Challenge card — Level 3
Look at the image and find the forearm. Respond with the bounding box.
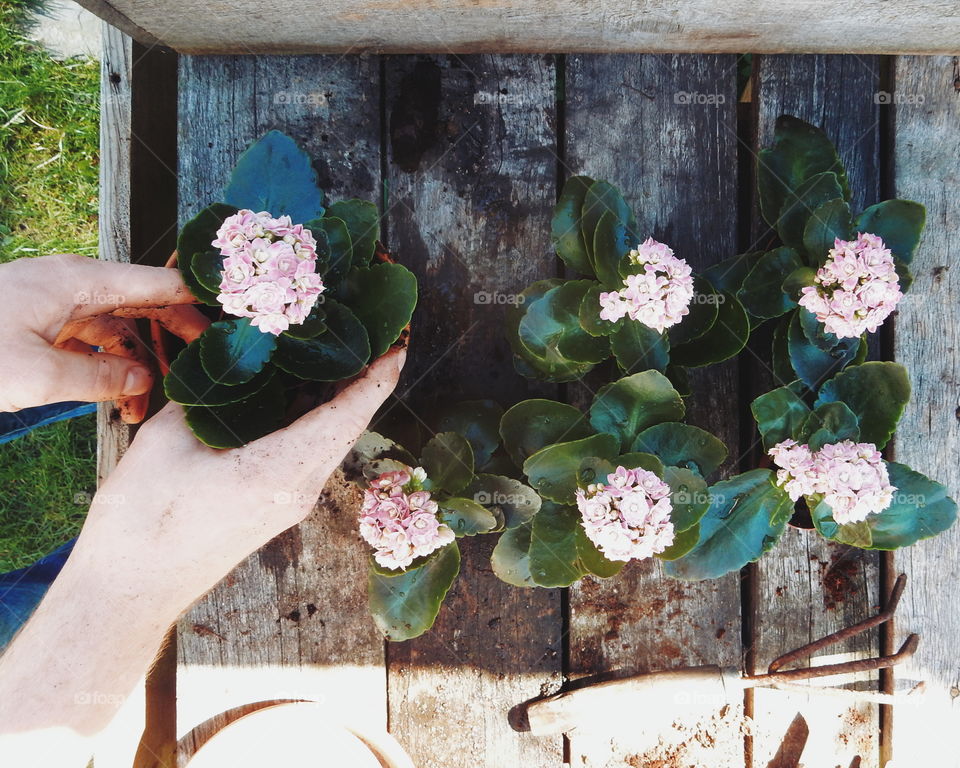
[0,539,182,766]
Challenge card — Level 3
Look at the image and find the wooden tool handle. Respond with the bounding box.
[525,665,736,736]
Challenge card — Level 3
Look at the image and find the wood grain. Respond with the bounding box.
[749,54,882,768]
[74,0,960,55]
[564,54,745,766]
[889,54,960,767]
[174,55,389,763]
[382,54,564,768]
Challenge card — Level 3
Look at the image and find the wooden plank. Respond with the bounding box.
[174,55,389,762]
[889,54,960,767]
[564,54,745,766]
[75,0,960,55]
[748,54,882,768]
[382,54,564,768]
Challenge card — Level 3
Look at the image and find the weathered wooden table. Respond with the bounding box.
[98,35,960,767]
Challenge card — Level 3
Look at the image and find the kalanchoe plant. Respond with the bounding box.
[504,177,745,386]
[345,401,542,641]
[164,131,417,447]
[490,370,728,588]
[712,115,923,389]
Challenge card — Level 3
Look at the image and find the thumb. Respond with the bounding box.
[45,347,152,404]
[251,345,406,466]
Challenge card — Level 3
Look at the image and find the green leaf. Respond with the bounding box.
[439,497,498,537]
[668,275,720,346]
[757,115,849,229]
[191,250,226,294]
[177,202,239,305]
[771,315,795,386]
[499,399,592,468]
[165,339,275,406]
[592,209,634,288]
[326,199,379,266]
[664,470,794,580]
[617,451,665,476]
[184,378,286,449]
[814,361,911,449]
[519,280,610,365]
[796,401,860,451]
[581,181,638,271]
[491,523,536,587]
[782,266,817,301]
[864,462,956,549]
[750,382,811,451]
[311,216,353,286]
[802,198,852,264]
[223,130,325,223]
[575,525,624,578]
[631,422,728,477]
[282,302,327,340]
[274,299,370,381]
[737,247,803,319]
[854,199,926,265]
[435,400,503,469]
[798,303,853,352]
[610,321,669,374]
[528,503,586,587]
[523,433,619,504]
[662,466,710,532]
[368,543,460,641]
[669,292,750,368]
[506,280,594,383]
[589,370,685,452]
[702,252,762,295]
[339,262,417,359]
[420,432,474,496]
[788,309,860,389]
[200,317,278,385]
[657,523,701,561]
[776,172,844,253]
[578,282,620,337]
[468,474,541,529]
[552,175,596,276]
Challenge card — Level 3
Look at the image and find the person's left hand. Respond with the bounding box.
[0,254,209,422]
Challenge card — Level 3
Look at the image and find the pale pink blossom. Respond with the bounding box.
[213,209,324,335]
[798,233,902,339]
[769,438,896,525]
[360,466,455,570]
[575,465,675,562]
[596,238,694,333]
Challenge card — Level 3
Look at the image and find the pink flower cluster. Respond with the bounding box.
[769,438,896,525]
[575,465,675,562]
[598,238,694,333]
[212,209,325,335]
[359,466,455,570]
[798,233,902,339]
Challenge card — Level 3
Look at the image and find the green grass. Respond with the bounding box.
[0,0,100,570]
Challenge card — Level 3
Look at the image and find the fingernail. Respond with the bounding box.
[122,365,151,395]
[395,346,407,371]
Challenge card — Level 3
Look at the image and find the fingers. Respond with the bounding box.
[66,256,197,319]
[110,305,211,344]
[36,346,153,409]
[249,345,406,468]
[58,314,155,423]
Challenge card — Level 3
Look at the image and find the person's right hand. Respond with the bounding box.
[69,345,406,619]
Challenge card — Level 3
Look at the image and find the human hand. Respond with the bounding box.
[70,345,406,617]
[0,254,208,422]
